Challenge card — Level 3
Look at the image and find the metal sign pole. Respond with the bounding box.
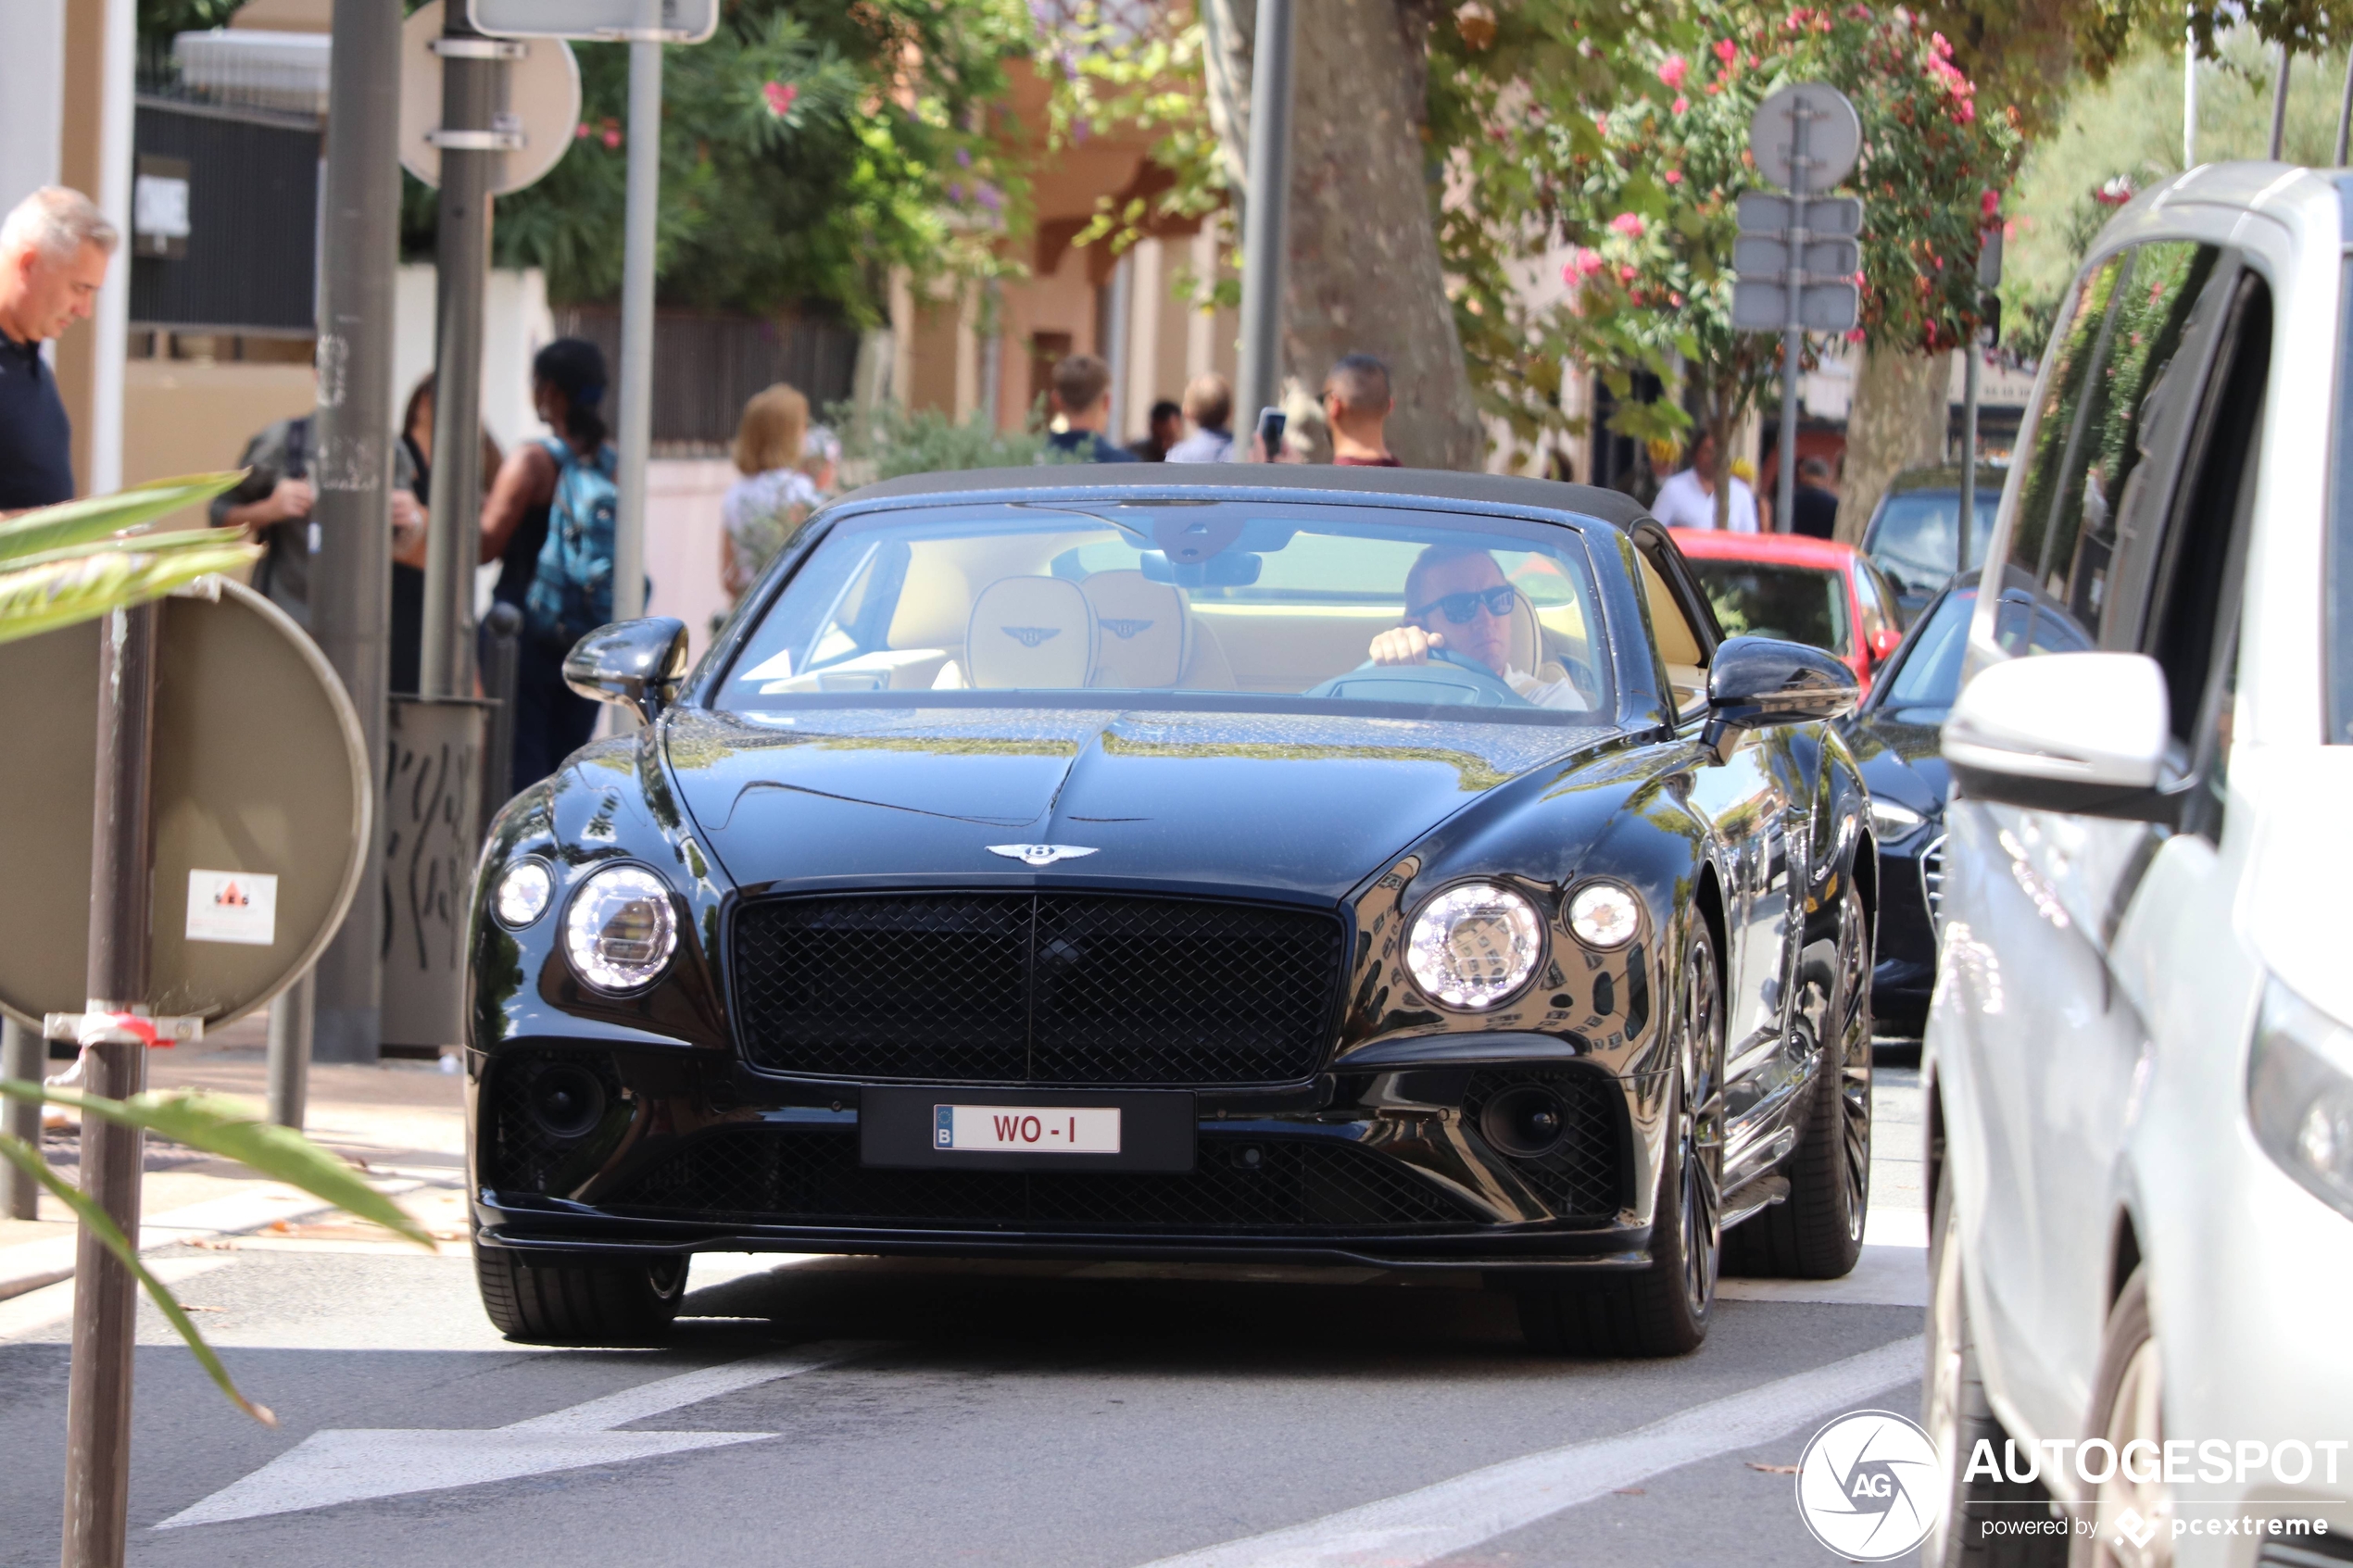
[1234,0,1296,438]
[1958,347,1979,577]
[422,10,511,699]
[612,11,664,625]
[57,604,161,1568]
[1,1019,36,1218]
[1777,101,1810,535]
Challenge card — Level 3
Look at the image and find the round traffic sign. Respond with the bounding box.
[398,0,584,198]
[0,581,371,1031]
[1749,82,1862,194]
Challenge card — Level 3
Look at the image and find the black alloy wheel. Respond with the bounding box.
[1725,878,1872,1278]
[473,1240,688,1345]
[1516,918,1724,1357]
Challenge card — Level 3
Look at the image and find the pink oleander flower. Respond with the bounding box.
[1657,55,1688,88]
[762,80,798,118]
[574,122,591,140]
[1954,97,1976,123]
[1563,247,1607,282]
[1982,188,2000,218]
[1618,264,1638,282]
[1931,30,1954,57]
[1609,211,1645,236]
[1672,95,1689,115]
[1715,37,1738,63]
[1846,327,1866,343]
[1669,291,1683,306]
[600,123,622,149]
[1665,168,1683,183]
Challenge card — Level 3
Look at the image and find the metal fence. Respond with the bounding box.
[129,99,321,337]
[552,307,862,455]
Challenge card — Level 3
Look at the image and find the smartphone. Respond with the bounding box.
[1255,406,1287,458]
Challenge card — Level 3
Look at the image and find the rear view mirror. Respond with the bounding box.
[564,617,689,723]
[1942,651,2177,822]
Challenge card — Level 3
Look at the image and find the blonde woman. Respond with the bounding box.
[722,383,823,602]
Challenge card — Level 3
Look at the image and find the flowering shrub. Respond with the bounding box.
[1439,3,2020,468]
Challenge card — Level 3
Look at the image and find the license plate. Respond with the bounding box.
[936,1104,1120,1154]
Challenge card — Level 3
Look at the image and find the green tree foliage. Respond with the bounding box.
[402,0,1038,320]
[1441,4,2020,481]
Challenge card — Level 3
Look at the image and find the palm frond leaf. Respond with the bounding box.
[0,472,246,564]
[0,543,262,646]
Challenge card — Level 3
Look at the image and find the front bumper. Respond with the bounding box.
[468,1042,1669,1274]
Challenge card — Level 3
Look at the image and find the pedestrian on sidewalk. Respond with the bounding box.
[1043,354,1139,463]
[1165,374,1234,463]
[1127,399,1183,461]
[394,372,503,694]
[212,387,425,629]
[1649,431,1758,533]
[722,382,823,604]
[0,187,116,512]
[480,338,615,793]
[1790,455,1840,539]
[1323,355,1400,467]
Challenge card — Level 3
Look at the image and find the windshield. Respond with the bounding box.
[714,501,1617,726]
[1683,559,1849,654]
[1868,491,2000,598]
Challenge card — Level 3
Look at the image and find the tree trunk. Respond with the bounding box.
[1836,345,1951,546]
[1202,0,1483,470]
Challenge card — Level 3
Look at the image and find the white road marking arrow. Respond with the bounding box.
[156,1341,875,1530]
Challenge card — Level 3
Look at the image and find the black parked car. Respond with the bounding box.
[1859,465,2004,623]
[1841,569,2095,1034]
[466,466,1879,1358]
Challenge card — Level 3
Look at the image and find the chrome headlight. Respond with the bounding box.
[1407,883,1543,1010]
[491,859,554,928]
[2249,977,2353,1223]
[563,865,678,993]
[1869,798,1926,840]
[1567,881,1642,948]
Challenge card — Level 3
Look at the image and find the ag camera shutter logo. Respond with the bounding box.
[1793,1410,1944,1561]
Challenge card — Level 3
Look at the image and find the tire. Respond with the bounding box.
[2070,1271,2171,1567]
[1518,918,1723,1358]
[1922,1170,2067,1566]
[1724,880,1871,1279]
[474,1240,687,1345]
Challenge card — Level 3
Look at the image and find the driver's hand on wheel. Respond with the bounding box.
[1369,625,1444,665]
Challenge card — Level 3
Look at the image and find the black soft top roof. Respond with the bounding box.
[830,463,1654,530]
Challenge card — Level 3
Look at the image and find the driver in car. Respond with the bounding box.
[1367,544,1590,708]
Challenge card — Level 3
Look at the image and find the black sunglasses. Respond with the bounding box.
[1409,585,1516,626]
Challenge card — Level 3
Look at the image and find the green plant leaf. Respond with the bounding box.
[0,543,263,647]
[0,527,255,574]
[0,1131,276,1425]
[0,1081,434,1248]
[0,472,245,564]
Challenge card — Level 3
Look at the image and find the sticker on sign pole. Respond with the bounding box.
[186,871,279,947]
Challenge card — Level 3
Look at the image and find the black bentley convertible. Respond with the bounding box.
[466,466,1877,1357]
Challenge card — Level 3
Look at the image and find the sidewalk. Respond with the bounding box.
[0,1014,469,1302]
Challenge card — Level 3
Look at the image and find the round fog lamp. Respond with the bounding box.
[492,859,554,928]
[1567,883,1641,948]
[1407,883,1543,1010]
[563,866,678,993]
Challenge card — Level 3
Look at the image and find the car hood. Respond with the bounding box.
[1847,709,1950,819]
[663,706,1617,902]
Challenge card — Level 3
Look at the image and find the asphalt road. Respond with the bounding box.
[0,1060,1930,1568]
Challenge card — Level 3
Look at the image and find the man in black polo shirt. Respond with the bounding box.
[0,188,117,512]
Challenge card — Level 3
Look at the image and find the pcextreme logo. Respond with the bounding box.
[1794,1410,1944,1562]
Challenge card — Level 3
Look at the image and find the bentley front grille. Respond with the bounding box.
[609,1129,1479,1232]
[730,892,1345,1085]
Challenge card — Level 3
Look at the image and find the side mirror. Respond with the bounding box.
[1942,651,2177,822]
[1703,634,1860,756]
[563,617,689,723]
[1868,626,1904,666]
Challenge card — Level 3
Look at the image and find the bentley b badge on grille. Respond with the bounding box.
[988,844,1100,867]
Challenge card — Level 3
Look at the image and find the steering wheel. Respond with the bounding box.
[1306,645,1535,708]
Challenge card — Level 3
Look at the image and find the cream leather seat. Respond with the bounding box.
[1079,571,1192,688]
[1503,589,1573,686]
[966,576,1097,688]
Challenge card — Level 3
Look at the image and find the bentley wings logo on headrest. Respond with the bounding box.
[1000,625,1061,648]
[1098,618,1154,640]
[988,844,1100,867]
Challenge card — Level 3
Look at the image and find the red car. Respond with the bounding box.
[1667,529,1906,696]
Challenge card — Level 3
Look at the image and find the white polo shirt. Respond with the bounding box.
[1652,468,1759,533]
